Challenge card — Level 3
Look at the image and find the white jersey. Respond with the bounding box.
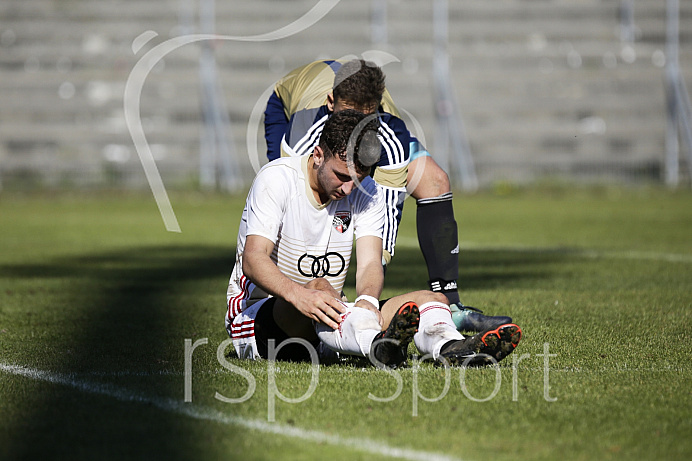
[226,155,385,329]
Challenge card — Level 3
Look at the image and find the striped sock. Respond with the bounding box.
[413,301,464,359]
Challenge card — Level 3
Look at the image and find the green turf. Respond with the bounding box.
[0,186,690,460]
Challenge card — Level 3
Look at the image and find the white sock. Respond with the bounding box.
[413,301,464,359]
[315,305,381,357]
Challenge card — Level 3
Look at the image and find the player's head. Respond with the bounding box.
[328,59,385,115]
[313,109,380,201]
[319,109,380,174]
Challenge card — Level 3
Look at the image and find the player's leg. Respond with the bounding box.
[227,295,319,362]
[302,279,419,368]
[241,277,338,362]
[269,277,401,366]
[407,154,513,332]
[272,277,340,341]
[368,300,419,368]
[315,300,418,369]
[381,290,463,361]
[407,154,460,304]
[250,277,387,363]
[381,290,522,366]
[253,298,320,361]
[437,323,523,367]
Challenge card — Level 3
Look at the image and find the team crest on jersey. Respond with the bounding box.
[332,211,351,233]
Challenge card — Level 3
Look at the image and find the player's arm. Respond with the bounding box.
[242,234,346,330]
[353,234,385,326]
[264,91,289,162]
[373,183,406,265]
[265,61,327,162]
[373,114,410,262]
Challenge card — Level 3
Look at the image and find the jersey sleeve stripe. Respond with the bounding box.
[293,114,328,156]
[382,188,403,257]
[377,120,406,166]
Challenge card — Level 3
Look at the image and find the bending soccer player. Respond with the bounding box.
[226,110,521,367]
[264,58,511,332]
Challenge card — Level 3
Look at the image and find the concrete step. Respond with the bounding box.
[1,0,690,187]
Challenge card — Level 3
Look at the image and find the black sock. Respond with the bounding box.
[416,193,460,304]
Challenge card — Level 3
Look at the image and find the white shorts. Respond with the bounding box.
[227,298,336,362]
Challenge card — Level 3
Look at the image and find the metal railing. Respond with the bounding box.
[665,0,692,186]
[432,0,478,192]
[181,0,243,192]
[371,0,478,192]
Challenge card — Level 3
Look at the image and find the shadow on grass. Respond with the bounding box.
[372,246,571,294]
[0,245,234,460]
[0,244,568,458]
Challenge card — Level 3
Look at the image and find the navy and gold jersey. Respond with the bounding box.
[263,60,414,261]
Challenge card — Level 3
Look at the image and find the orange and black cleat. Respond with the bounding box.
[370,301,420,369]
[439,323,522,367]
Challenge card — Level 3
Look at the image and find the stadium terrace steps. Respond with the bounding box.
[0,0,690,188]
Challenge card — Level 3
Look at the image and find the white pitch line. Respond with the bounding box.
[0,363,462,461]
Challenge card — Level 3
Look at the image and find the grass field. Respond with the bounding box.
[0,185,691,460]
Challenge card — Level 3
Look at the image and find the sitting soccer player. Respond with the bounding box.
[226,110,521,367]
[263,58,512,332]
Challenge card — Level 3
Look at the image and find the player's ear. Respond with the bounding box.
[326,93,335,112]
[313,146,324,166]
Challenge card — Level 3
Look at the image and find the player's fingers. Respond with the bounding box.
[374,309,384,328]
[315,308,339,330]
[355,301,384,328]
[322,302,345,325]
[330,297,347,313]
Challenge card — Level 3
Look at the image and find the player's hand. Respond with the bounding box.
[355,299,384,327]
[294,289,347,330]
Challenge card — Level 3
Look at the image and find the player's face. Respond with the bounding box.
[329,94,377,115]
[317,154,366,202]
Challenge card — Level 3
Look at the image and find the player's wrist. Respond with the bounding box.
[285,284,308,307]
[354,294,379,310]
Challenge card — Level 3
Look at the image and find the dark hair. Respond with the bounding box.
[332,59,385,112]
[319,109,381,175]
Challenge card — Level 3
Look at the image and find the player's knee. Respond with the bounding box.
[408,290,449,306]
[305,277,337,294]
[428,291,451,306]
[426,166,451,195]
[409,159,451,198]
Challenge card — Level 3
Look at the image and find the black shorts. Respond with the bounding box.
[254,298,320,362]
